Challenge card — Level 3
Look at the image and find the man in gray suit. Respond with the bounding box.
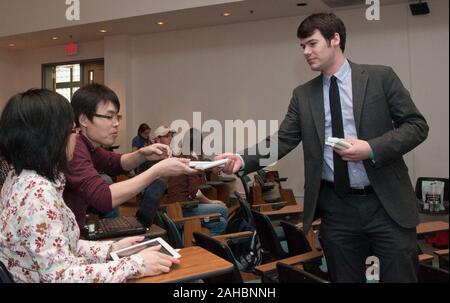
[216,13,428,282]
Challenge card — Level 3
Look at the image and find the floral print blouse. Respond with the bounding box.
[0,169,145,282]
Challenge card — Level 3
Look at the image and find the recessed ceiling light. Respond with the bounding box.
[223,12,231,17]
[156,21,164,25]
[296,2,308,6]
[99,29,108,33]
[51,36,59,40]
[8,43,15,47]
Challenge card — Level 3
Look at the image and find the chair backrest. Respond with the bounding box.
[257,169,281,183]
[418,263,449,283]
[193,231,243,283]
[415,177,449,202]
[164,202,184,220]
[438,254,449,271]
[0,261,14,283]
[236,172,252,203]
[279,220,312,256]
[153,209,165,228]
[233,191,255,229]
[251,209,288,260]
[254,173,280,203]
[158,211,184,249]
[225,192,254,234]
[276,262,329,283]
[256,169,268,180]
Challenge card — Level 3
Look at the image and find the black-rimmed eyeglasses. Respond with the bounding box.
[93,113,123,123]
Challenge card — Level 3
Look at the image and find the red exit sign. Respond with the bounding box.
[65,42,78,56]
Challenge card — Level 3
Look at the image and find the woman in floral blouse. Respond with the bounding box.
[0,89,187,282]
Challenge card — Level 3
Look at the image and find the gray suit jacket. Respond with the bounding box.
[242,61,429,232]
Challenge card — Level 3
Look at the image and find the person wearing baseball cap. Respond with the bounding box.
[154,126,177,146]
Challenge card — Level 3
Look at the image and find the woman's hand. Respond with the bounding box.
[110,236,145,252]
[137,245,180,276]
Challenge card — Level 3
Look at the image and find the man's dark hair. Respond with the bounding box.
[138,123,151,137]
[297,13,346,52]
[0,89,74,182]
[71,83,120,127]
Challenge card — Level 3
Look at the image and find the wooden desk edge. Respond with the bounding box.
[263,205,304,216]
[128,247,234,283]
[254,250,323,275]
[433,249,449,256]
[419,254,434,262]
[130,265,234,283]
[416,221,449,234]
[173,212,223,223]
[214,231,254,243]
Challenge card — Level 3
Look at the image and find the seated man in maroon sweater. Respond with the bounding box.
[63,84,197,229]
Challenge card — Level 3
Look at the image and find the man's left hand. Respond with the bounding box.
[139,143,172,161]
[334,138,371,162]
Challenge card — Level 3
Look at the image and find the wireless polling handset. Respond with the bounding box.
[325,137,352,150]
[188,159,229,170]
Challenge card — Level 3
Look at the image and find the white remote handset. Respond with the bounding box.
[335,140,352,149]
[110,237,180,261]
[188,159,229,170]
[326,137,352,150]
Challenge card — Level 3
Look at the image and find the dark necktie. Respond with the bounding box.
[329,76,350,198]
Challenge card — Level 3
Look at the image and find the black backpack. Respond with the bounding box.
[225,191,263,272]
[238,230,263,272]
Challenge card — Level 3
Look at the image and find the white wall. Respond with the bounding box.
[0,49,17,108]
[104,35,133,153]
[407,0,449,179]
[130,15,309,195]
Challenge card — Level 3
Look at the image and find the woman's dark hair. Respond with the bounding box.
[137,123,151,137]
[71,83,120,127]
[0,89,74,182]
[297,13,346,52]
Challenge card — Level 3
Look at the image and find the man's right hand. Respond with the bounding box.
[214,153,243,174]
[139,143,172,161]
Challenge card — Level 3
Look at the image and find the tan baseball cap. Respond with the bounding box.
[154,125,176,137]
